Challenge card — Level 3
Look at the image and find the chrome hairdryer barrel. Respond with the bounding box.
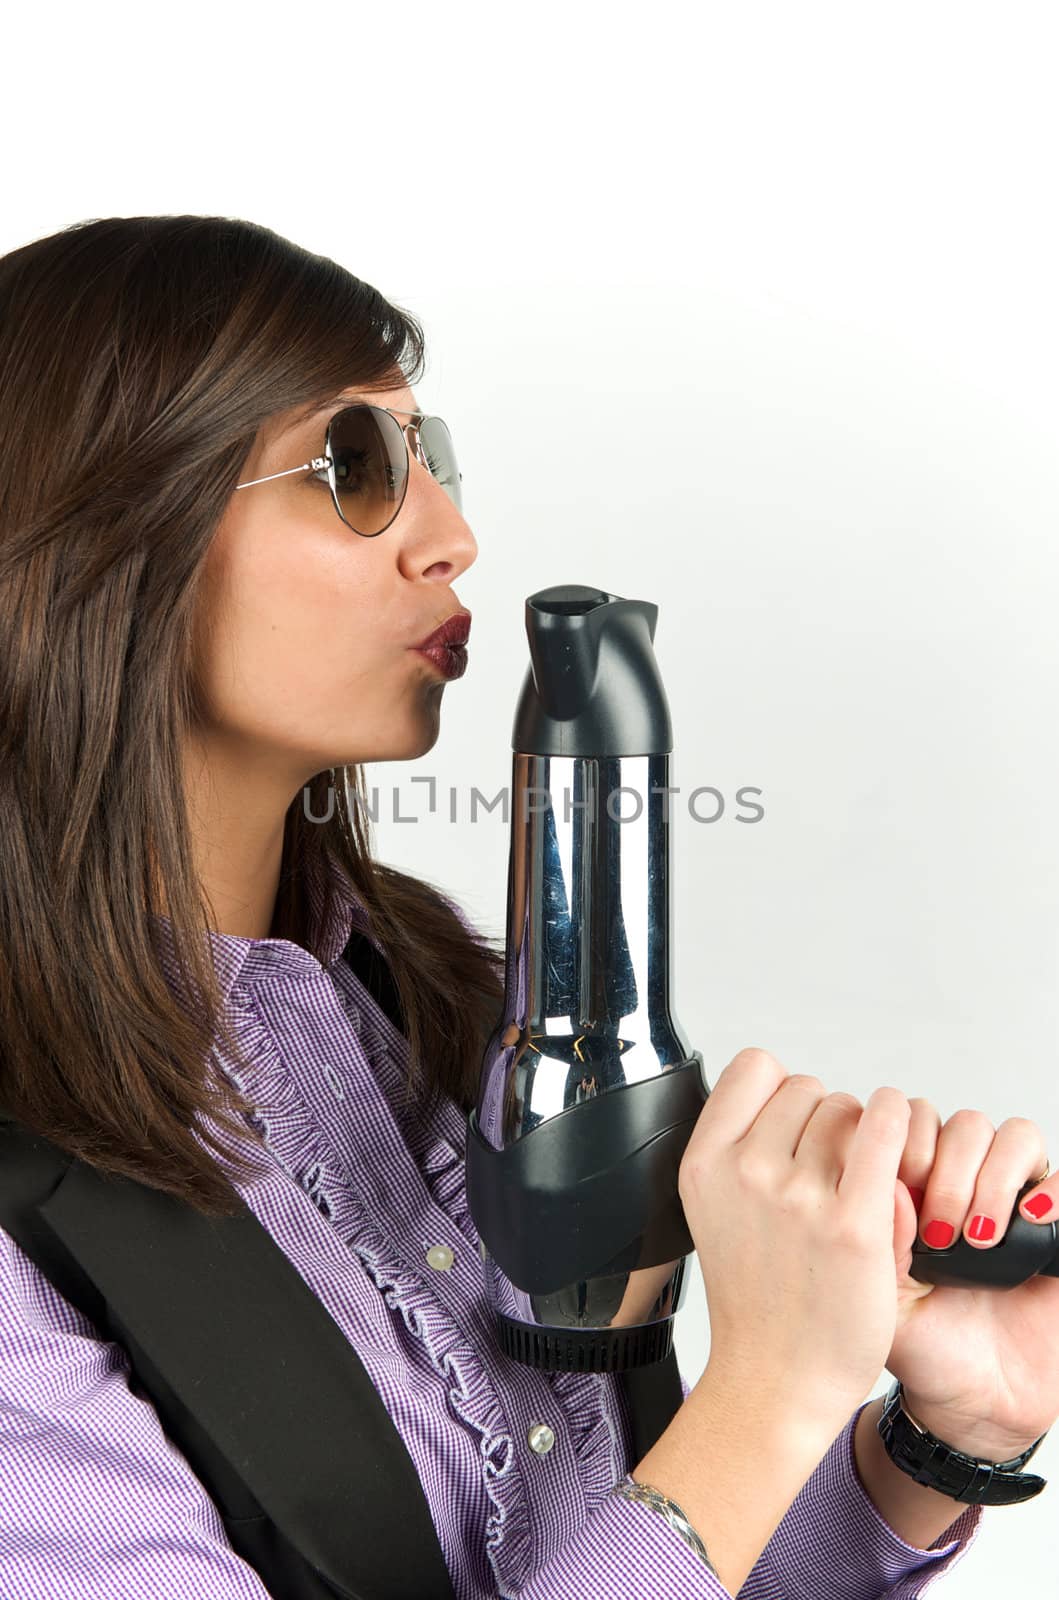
[465,585,708,1372]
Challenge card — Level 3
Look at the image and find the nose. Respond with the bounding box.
[400,456,478,583]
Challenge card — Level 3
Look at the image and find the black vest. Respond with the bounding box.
[0,926,682,1600]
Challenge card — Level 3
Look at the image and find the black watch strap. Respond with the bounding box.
[877,1379,1048,1506]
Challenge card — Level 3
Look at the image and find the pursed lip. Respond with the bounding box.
[412,608,472,652]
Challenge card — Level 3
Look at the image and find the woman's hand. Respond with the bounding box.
[680,1051,914,1441]
[887,1101,1059,1462]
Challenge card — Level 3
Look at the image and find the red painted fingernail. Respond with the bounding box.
[1023,1193,1053,1220]
[907,1187,925,1213]
[968,1214,995,1241]
[924,1219,954,1248]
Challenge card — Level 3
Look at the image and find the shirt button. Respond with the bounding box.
[425,1244,455,1272]
[345,1002,361,1030]
[527,1423,555,1455]
[323,1064,345,1099]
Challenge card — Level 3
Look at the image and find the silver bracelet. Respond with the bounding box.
[611,1472,720,1580]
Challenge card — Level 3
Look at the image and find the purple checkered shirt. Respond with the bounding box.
[0,852,984,1596]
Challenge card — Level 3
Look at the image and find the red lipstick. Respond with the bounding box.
[411,608,471,681]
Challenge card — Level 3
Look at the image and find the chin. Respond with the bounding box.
[344,723,443,767]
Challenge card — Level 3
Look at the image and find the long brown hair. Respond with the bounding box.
[0,214,504,1216]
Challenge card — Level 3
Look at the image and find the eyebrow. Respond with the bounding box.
[305,391,420,425]
[306,392,369,420]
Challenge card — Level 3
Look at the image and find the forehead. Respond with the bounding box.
[267,384,420,451]
[323,383,417,413]
[306,384,418,427]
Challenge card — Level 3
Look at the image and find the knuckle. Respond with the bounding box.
[946,1107,993,1134]
[867,1087,911,1131]
[823,1091,863,1114]
[996,1115,1038,1140]
[786,1073,825,1096]
[926,1181,964,1212]
[734,1149,774,1191]
[841,1215,879,1252]
[782,1168,822,1211]
[874,1115,909,1142]
[730,1046,780,1073]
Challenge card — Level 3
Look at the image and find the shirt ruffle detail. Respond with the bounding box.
[365,1025,628,1495]
[362,1026,629,1513]
[228,1071,528,1586]
[346,1207,532,1596]
[412,1121,630,1571]
[221,984,627,1597]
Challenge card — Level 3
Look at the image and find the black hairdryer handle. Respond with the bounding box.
[909,1176,1059,1289]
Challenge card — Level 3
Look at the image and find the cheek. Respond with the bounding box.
[195,528,391,738]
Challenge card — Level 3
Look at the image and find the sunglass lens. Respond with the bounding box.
[418,415,463,512]
[327,406,408,535]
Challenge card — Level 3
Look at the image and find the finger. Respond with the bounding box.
[693,1047,789,1152]
[838,1086,911,1222]
[916,1109,995,1250]
[794,1090,863,1188]
[1018,1156,1055,1227]
[955,1118,1050,1246]
[748,1073,831,1160]
[897,1097,942,1217]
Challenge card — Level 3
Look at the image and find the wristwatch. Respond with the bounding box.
[877,1379,1049,1506]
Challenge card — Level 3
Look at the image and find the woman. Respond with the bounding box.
[0,215,1055,1599]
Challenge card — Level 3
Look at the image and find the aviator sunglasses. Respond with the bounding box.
[235,403,462,536]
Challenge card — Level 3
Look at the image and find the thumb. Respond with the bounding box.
[893,1178,920,1266]
[893,1178,938,1324]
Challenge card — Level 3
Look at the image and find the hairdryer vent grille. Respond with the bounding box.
[496,1313,675,1373]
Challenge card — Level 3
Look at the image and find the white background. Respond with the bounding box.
[3,1,1057,1589]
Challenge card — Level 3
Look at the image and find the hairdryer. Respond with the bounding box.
[465,584,1059,1376]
